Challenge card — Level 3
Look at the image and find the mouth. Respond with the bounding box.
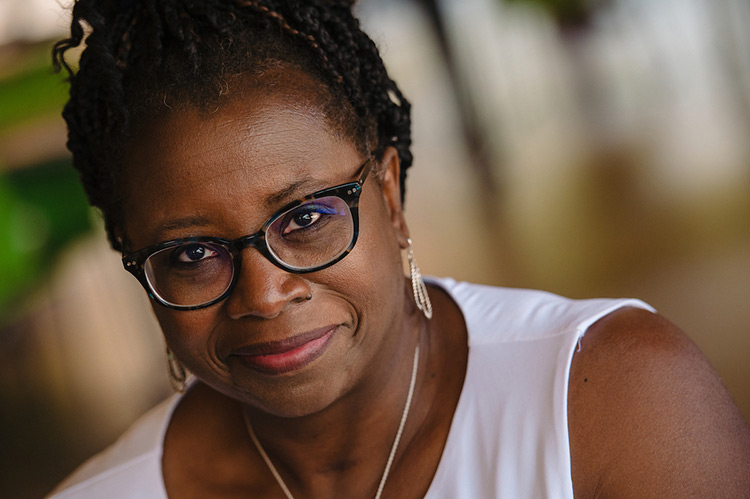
[229,325,338,375]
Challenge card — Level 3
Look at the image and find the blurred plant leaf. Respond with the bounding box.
[0,159,92,316]
[504,0,604,28]
[0,47,69,132]
[0,43,92,317]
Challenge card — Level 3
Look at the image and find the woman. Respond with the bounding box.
[50,1,749,497]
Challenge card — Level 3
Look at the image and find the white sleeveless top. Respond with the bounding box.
[49,278,653,498]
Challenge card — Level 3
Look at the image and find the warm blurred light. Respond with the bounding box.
[0,0,68,45]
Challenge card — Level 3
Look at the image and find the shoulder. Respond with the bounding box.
[428,277,652,344]
[568,307,750,498]
[48,395,178,498]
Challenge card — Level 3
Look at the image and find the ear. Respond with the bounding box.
[379,146,410,249]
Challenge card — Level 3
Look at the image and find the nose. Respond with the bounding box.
[224,248,312,320]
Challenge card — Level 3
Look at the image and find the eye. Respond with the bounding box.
[172,243,220,264]
[282,201,341,235]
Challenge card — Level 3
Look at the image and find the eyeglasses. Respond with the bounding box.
[122,159,372,310]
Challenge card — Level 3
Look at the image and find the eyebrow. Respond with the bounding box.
[151,165,363,242]
[150,181,317,241]
[154,216,212,239]
[263,179,315,209]
[263,160,369,210]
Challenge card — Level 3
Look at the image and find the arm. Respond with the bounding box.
[568,307,750,498]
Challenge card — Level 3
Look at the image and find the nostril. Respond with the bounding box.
[225,252,313,320]
[291,292,312,305]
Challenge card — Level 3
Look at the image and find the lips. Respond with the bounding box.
[230,325,337,375]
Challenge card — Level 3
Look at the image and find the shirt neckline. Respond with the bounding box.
[156,276,471,498]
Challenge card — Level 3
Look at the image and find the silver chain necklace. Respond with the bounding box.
[242,344,421,499]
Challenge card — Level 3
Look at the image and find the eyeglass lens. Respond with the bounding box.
[142,195,354,307]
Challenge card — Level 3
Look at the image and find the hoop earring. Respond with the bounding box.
[407,238,432,319]
[166,346,188,393]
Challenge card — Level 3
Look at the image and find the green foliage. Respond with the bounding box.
[0,178,34,306]
[0,44,93,317]
[504,0,601,28]
[0,53,69,132]
[0,160,92,316]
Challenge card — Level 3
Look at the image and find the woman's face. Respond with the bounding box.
[120,78,410,417]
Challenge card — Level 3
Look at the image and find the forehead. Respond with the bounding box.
[120,85,361,245]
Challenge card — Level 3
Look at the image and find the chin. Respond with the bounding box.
[258,386,342,419]
[200,359,354,419]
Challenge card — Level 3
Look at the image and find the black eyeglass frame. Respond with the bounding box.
[122,158,372,311]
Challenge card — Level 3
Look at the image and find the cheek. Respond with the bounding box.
[363,182,405,269]
[148,184,405,375]
[152,305,222,373]
[327,183,405,315]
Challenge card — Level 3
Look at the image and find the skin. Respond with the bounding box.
[569,308,750,498]
[119,69,750,497]
[121,71,468,498]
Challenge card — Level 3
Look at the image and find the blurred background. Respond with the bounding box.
[0,0,748,496]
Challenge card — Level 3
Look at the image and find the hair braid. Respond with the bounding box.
[235,0,413,187]
[236,1,345,85]
[54,0,413,251]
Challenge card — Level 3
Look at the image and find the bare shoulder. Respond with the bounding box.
[568,306,750,499]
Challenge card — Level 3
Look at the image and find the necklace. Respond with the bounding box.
[243,343,421,499]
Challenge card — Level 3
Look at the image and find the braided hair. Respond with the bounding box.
[53,0,413,251]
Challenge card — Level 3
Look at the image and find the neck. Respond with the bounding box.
[164,282,467,499]
[241,297,431,496]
